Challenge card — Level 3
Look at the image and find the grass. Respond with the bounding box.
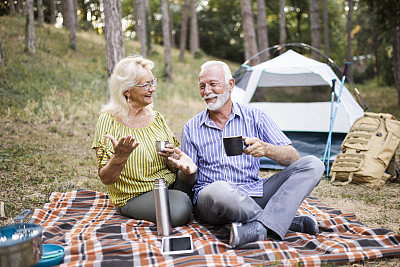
[1,16,399,266]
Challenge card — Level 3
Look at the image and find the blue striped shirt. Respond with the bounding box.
[181,102,291,203]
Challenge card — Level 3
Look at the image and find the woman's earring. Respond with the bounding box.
[127,98,130,102]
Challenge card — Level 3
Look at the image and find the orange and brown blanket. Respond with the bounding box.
[30,189,400,266]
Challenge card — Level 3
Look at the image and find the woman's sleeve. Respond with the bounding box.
[92,113,114,168]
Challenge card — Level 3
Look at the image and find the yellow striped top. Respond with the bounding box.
[91,111,180,207]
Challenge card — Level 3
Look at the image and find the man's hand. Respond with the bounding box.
[243,136,299,166]
[243,137,268,157]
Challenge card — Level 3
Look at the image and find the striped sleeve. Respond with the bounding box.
[92,113,115,168]
[255,109,291,146]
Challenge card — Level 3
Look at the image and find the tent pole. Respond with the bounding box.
[324,63,350,179]
[323,79,336,179]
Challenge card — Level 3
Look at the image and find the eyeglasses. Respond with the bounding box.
[199,81,224,91]
[133,78,157,90]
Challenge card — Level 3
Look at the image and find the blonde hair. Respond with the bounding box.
[101,55,155,118]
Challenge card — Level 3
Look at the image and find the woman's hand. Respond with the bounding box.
[157,143,175,159]
[97,134,139,185]
[105,134,139,162]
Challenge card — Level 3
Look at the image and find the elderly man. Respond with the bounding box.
[169,60,324,248]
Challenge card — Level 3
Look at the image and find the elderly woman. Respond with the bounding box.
[92,56,194,227]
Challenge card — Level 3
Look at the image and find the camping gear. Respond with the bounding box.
[330,112,400,187]
[0,209,43,267]
[232,49,364,169]
[322,79,336,177]
[324,63,350,177]
[34,244,65,267]
[154,178,172,236]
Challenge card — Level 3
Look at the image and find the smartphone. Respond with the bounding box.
[161,235,194,255]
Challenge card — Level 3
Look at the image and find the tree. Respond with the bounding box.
[346,0,353,81]
[144,0,152,55]
[103,0,125,77]
[279,0,286,51]
[168,2,175,48]
[37,0,44,27]
[309,0,321,60]
[25,0,35,54]
[68,0,78,51]
[257,0,269,61]
[0,32,4,67]
[365,0,400,105]
[135,0,147,57]
[160,0,172,81]
[49,0,56,24]
[189,0,199,54]
[322,0,330,58]
[16,0,24,16]
[179,0,189,61]
[62,1,70,30]
[9,0,15,16]
[240,0,259,65]
[392,25,400,105]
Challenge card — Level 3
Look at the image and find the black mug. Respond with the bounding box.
[223,136,246,156]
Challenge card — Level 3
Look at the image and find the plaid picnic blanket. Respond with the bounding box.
[30,189,400,266]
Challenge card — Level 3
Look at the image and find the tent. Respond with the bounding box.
[231,49,364,169]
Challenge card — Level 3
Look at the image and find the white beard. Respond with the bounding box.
[202,87,230,111]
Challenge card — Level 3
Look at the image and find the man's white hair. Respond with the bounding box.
[200,60,233,81]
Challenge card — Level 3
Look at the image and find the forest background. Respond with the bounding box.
[0,0,399,265]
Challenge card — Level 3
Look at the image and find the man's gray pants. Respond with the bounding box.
[194,155,324,240]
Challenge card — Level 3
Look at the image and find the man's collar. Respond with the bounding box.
[198,102,241,127]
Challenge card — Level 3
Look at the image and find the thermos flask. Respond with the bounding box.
[154,178,172,236]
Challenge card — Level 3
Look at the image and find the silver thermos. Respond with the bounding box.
[154,178,172,236]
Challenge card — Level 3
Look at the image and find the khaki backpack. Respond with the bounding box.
[330,112,400,187]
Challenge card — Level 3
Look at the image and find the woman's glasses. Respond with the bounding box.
[133,78,157,90]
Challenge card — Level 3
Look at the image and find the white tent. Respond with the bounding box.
[231,50,364,168]
[232,49,364,133]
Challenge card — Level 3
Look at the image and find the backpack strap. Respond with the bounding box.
[330,171,353,185]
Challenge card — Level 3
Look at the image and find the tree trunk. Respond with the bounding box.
[68,0,78,51]
[322,0,330,58]
[240,0,259,65]
[0,32,4,67]
[346,0,353,81]
[279,0,286,53]
[189,0,199,54]
[9,0,15,16]
[257,0,269,61]
[62,1,70,30]
[179,0,189,61]
[133,0,140,40]
[50,0,56,24]
[391,25,400,105]
[241,0,263,101]
[136,0,147,57]
[38,0,44,27]
[145,0,152,55]
[310,0,321,61]
[25,0,35,54]
[17,0,24,16]
[103,0,126,78]
[168,3,175,48]
[160,0,172,81]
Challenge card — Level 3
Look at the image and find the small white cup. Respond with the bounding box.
[156,141,169,152]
